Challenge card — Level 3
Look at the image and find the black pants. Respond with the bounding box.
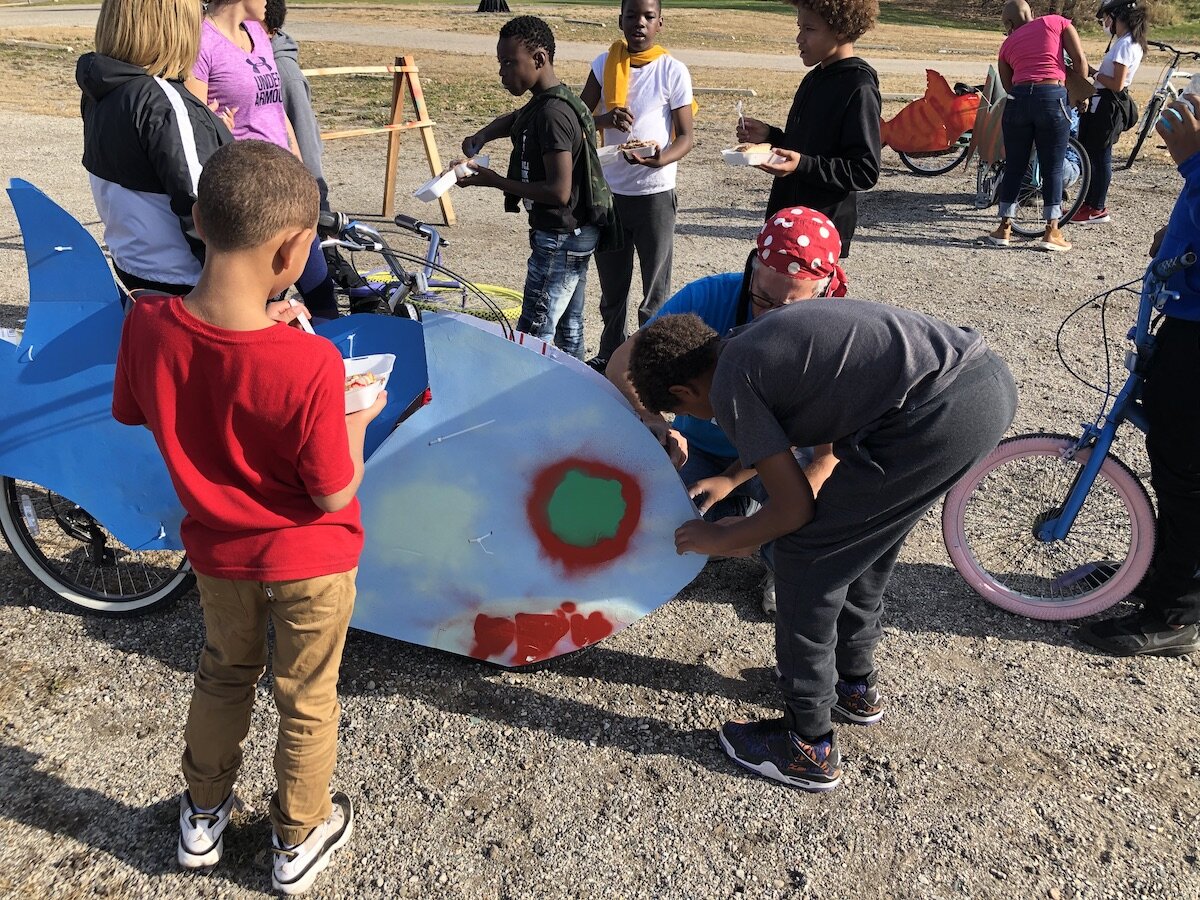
[773,352,1018,738]
[593,190,677,361]
[114,265,193,297]
[1140,317,1200,625]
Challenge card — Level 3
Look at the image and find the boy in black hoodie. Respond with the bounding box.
[736,0,881,257]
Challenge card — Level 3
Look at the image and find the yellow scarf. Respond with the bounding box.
[601,39,698,119]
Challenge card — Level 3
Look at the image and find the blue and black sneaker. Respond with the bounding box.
[834,678,885,725]
[718,719,841,791]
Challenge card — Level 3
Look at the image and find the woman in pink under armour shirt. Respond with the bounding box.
[189,0,339,318]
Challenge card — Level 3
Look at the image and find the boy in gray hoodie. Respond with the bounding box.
[266,0,329,210]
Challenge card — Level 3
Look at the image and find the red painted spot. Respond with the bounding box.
[570,611,614,647]
[470,603,618,663]
[471,614,515,660]
[514,610,572,663]
[526,457,643,574]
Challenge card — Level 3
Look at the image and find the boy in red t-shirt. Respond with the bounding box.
[112,140,385,895]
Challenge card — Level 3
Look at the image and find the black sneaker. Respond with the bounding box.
[1076,611,1200,658]
[272,792,354,895]
[585,355,609,374]
[718,718,841,791]
[834,678,884,725]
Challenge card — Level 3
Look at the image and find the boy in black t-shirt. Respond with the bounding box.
[460,16,612,360]
[627,305,1016,791]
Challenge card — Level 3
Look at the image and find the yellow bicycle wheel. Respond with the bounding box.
[357,270,522,323]
[419,284,523,324]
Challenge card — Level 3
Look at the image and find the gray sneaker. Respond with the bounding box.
[177,789,238,869]
[1077,612,1200,657]
[760,571,776,615]
[272,792,354,895]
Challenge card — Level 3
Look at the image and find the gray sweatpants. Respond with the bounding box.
[774,351,1018,738]
[594,189,677,361]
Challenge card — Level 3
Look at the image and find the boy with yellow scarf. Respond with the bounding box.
[580,0,695,371]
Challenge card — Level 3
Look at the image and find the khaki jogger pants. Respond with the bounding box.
[182,569,357,847]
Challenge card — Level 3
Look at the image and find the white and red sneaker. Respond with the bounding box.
[1070,204,1111,225]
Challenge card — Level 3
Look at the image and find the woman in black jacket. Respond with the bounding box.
[735,0,882,258]
[77,0,232,296]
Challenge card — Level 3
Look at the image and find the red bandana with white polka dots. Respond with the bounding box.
[756,207,848,297]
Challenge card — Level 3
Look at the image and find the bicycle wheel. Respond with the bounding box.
[974,160,1001,209]
[1124,91,1167,170]
[0,477,193,615]
[418,283,523,323]
[942,434,1156,620]
[1009,136,1091,238]
[898,134,971,176]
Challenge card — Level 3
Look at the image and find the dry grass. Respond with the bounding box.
[0,16,1175,168]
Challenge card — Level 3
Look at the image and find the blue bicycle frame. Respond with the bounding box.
[1036,251,1197,542]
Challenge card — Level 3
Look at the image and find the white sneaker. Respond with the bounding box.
[272,792,354,895]
[761,571,776,615]
[177,789,238,869]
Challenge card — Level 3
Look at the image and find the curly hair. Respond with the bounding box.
[790,0,879,42]
[499,15,556,62]
[264,0,286,34]
[628,314,722,415]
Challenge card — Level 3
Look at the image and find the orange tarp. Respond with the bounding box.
[881,69,980,153]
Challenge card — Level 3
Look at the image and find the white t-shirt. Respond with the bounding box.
[1096,33,1143,90]
[590,52,694,196]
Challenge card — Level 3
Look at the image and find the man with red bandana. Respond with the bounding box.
[605,207,846,614]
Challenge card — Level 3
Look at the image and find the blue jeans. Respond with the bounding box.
[998,84,1070,222]
[679,445,768,522]
[520,226,599,360]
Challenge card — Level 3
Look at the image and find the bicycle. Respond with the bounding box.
[891,80,981,177]
[1123,40,1199,169]
[974,134,1091,237]
[941,250,1196,620]
[326,212,523,324]
[898,130,974,177]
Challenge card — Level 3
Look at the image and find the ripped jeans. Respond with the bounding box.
[519,225,599,360]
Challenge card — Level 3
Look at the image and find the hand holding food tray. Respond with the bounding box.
[413,154,490,203]
[344,353,395,414]
[598,139,660,166]
[722,143,786,167]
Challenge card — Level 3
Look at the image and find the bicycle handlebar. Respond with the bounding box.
[1152,251,1197,281]
[317,210,349,238]
[1147,39,1200,59]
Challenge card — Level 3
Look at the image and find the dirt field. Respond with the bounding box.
[1,11,1199,900]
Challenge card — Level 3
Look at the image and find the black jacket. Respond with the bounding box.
[77,52,231,286]
[766,57,882,256]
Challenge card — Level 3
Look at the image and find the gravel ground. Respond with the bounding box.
[2,99,1200,900]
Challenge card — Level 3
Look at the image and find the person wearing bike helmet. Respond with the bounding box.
[1078,93,1200,656]
[1072,0,1147,225]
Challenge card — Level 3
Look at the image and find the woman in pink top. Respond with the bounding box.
[987,0,1088,252]
[189,0,338,318]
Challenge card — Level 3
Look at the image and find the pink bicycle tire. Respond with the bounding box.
[942,433,1157,621]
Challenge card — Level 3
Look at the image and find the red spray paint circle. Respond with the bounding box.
[525,457,643,573]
